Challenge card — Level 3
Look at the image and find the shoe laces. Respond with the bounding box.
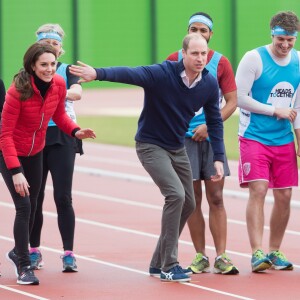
[62,254,75,264]
[219,253,232,263]
[173,265,184,273]
[253,249,265,259]
[20,266,35,275]
[270,250,287,261]
[193,253,204,264]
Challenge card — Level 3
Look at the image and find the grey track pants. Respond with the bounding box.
[136,142,195,271]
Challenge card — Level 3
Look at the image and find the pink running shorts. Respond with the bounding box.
[238,136,298,188]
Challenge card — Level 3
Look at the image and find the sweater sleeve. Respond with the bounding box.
[94,64,167,89]
[1,91,22,170]
[217,56,237,94]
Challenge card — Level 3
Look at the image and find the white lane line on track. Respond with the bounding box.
[0,236,254,300]
[0,284,49,300]
[74,166,300,208]
[0,200,299,269]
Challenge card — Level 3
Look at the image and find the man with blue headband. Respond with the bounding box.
[167,12,238,275]
[236,11,300,272]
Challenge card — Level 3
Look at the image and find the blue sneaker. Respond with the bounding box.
[30,250,44,270]
[150,266,192,277]
[251,249,272,272]
[267,250,293,270]
[160,265,191,282]
[61,253,78,272]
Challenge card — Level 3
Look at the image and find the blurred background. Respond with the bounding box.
[0,0,299,89]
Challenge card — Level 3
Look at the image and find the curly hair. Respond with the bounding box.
[270,11,300,33]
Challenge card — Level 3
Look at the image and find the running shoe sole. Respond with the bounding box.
[252,261,272,272]
[188,266,210,274]
[213,266,239,275]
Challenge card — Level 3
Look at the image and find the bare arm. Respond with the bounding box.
[66,83,82,101]
[221,90,237,121]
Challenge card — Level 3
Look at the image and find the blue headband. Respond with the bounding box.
[188,15,213,30]
[37,32,62,42]
[271,26,298,37]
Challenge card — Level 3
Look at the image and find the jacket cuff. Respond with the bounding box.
[95,68,105,81]
[10,166,23,176]
[72,128,80,137]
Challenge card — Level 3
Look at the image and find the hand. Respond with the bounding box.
[210,161,224,182]
[75,128,96,140]
[274,108,297,122]
[69,61,97,83]
[12,173,30,197]
[192,124,208,142]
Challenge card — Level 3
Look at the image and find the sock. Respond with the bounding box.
[64,250,74,257]
[30,247,39,254]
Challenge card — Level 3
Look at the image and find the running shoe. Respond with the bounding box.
[17,266,39,285]
[160,265,191,282]
[30,250,44,270]
[61,253,78,272]
[149,266,192,277]
[267,250,293,270]
[6,249,19,277]
[251,249,272,272]
[186,253,210,274]
[213,253,239,275]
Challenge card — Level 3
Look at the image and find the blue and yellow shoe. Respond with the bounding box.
[187,253,210,274]
[213,253,239,275]
[267,250,293,270]
[251,249,272,272]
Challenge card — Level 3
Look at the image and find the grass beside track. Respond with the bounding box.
[77,115,240,160]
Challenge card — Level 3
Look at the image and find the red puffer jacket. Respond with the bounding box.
[0,74,80,170]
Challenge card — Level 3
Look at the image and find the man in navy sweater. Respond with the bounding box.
[70,33,224,282]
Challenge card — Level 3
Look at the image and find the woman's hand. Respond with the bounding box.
[13,173,30,197]
[75,128,96,140]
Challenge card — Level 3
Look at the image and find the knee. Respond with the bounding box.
[207,191,224,209]
[165,187,185,207]
[54,192,73,209]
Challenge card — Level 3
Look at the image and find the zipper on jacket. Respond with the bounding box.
[28,112,44,156]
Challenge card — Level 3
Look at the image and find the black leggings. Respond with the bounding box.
[29,144,76,251]
[0,151,43,269]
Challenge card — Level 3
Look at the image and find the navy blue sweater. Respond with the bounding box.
[95,60,224,162]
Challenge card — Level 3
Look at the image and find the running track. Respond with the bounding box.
[1,142,300,300]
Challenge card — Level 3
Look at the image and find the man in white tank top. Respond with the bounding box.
[236,11,300,272]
